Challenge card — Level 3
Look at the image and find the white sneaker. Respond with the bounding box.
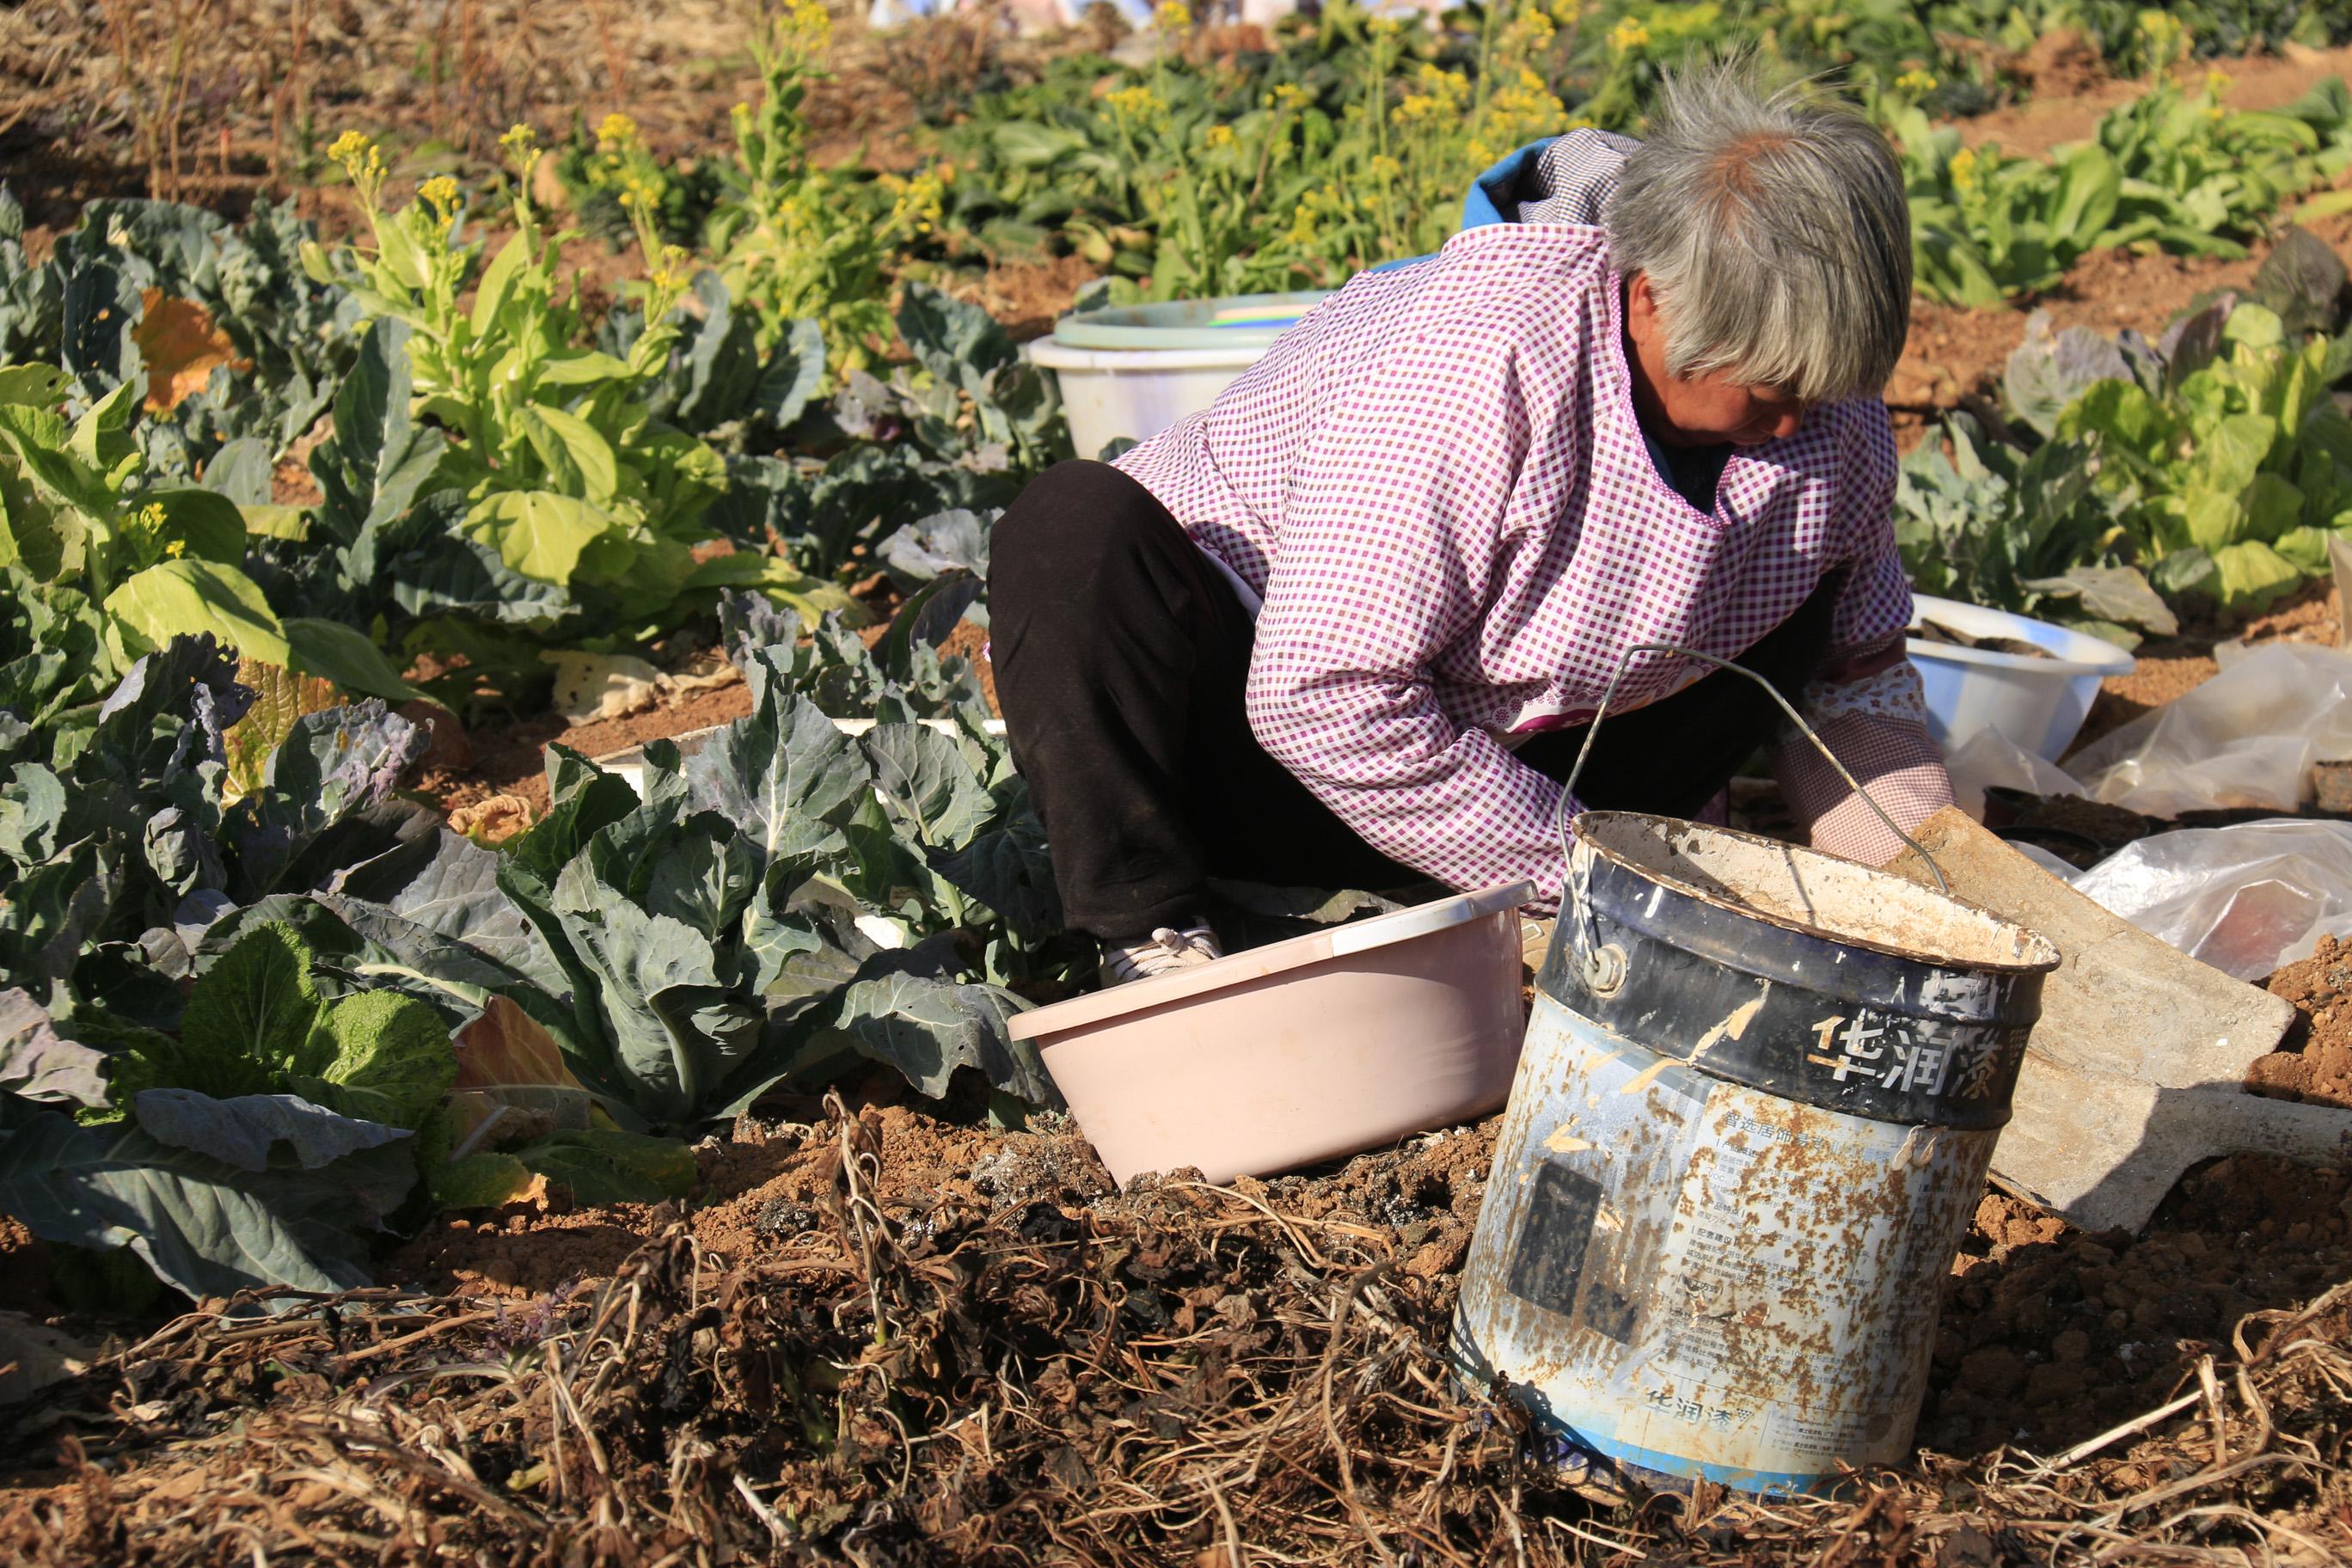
[1101,925,1224,986]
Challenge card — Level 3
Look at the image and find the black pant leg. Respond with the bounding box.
[991,462,1418,941]
[1513,571,1845,815]
[991,462,1240,941]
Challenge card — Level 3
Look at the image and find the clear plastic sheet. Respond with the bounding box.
[2065,820,2352,982]
[1943,727,2086,818]
[2063,642,2352,818]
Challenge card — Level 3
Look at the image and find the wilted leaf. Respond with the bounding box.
[542,649,665,724]
[444,995,597,1151]
[132,289,249,412]
[221,658,340,796]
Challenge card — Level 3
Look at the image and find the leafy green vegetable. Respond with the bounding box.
[2057,303,2352,611]
[0,636,436,1033]
[487,644,1061,1132]
[111,922,457,1135]
[1896,413,2174,646]
[0,1095,412,1299]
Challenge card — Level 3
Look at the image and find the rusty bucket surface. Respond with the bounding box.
[1451,812,2061,1496]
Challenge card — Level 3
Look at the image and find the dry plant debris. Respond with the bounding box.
[0,1099,2346,1566]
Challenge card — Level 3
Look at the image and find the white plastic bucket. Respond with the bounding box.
[1906,595,2135,762]
[1010,881,1531,1185]
[1027,291,1332,461]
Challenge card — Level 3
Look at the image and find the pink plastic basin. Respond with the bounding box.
[1009,883,1533,1186]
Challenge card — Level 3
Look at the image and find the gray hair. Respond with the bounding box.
[1606,57,1911,403]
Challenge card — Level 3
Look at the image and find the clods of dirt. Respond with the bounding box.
[2251,935,2352,1109]
[1926,1154,2352,1455]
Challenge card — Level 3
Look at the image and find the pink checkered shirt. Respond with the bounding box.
[1115,156,1932,898]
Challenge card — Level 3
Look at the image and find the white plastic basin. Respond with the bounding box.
[1907,595,2135,762]
[1027,291,1331,461]
[1010,881,1531,1186]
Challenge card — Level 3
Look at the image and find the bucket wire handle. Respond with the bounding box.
[1553,642,1951,899]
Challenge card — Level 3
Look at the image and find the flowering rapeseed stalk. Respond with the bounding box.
[328,130,387,211]
[2138,10,2185,74]
[1948,145,1981,193]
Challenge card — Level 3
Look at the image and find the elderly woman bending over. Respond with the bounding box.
[989,58,1952,984]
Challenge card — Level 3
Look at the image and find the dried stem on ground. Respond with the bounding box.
[1,1108,2346,1565]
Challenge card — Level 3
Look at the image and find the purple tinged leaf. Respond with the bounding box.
[0,988,109,1108]
[132,1088,409,1173]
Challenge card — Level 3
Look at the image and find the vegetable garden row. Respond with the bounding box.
[8,0,2352,1308]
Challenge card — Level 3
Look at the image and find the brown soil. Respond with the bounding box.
[379,1080,2349,1468]
[1927,1155,2352,1455]
[7,1082,2349,1563]
[1957,44,2352,159]
[951,252,1102,342]
[2251,935,2352,1109]
[389,1100,1491,1308]
[416,674,755,824]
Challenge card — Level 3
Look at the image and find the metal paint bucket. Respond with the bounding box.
[1452,812,2061,1495]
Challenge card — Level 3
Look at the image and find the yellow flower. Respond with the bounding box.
[1414,63,1471,106]
[1266,82,1315,113]
[1369,153,1403,182]
[2138,9,2184,69]
[648,243,691,294]
[882,168,946,236]
[781,0,832,52]
[1503,10,1557,51]
[1153,0,1191,34]
[164,537,187,560]
[1103,83,1166,120]
[499,123,542,181]
[595,111,642,153]
[418,175,460,217]
[2204,68,2232,99]
[1547,0,1582,21]
[328,129,388,206]
[1204,123,1237,150]
[1894,68,1937,95]
[615,169,665,211]
[1609,17,1650,52]
[1365,15,1403,39]
[1949,145,1980,193]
